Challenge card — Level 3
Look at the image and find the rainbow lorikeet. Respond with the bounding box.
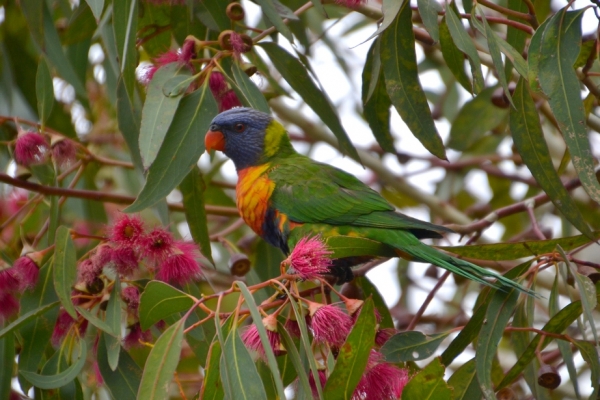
[205,107,532,294]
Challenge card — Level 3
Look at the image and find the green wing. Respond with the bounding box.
[269,156,452,238]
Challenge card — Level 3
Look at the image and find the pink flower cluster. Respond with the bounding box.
[13,131,77,169]
[284,235,333,280]
[209,71,242,112]
[0,254,42,321]
[77,214,203,287]
[141,40,196,85]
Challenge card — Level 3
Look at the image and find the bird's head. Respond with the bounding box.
[205,107,292,170]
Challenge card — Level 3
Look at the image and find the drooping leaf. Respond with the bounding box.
[259,42,360,162]
[222,329,268,399]
[116,78,144,171]
[139,281,196,331]
[324,298,377,398]
[574,340,600,398]
[538,8,600,205]
[112,0,138,97]
[138,318,185,400]
[127,84,216,212]
[138,63,191,170]
[439,17,472,93]
[97,333,142,400]
[20,338,87,389]
[200,341,225,400]
[448,359,482,399]
[362,38,395,153]
[0,301,59,340]
[85,0,104,21]
[363,0,403,42]
[382,331,450,362]
[381,1,446,160]
[476,284,519,399]
[445,3,484,93]
[231,62,270,113]
[36,56,54,127]
[417,0,441,42]
[196,0,229,31]
[528,17,552,94]
[402,358,452,399]
[0,332,14,400]
[511,79,593,239]
[105,276,122,371]
[53,226,77,319]
[254,0,294,42]
[355,277,394,329]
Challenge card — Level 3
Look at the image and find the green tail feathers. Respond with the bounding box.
[380,230,538,297]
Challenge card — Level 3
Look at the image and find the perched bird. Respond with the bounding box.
[205,107,533,294]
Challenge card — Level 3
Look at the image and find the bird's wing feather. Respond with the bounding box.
[268,157,452,237]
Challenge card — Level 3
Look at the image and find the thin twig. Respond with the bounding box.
[406,270,451,331]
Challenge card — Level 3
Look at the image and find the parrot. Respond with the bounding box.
[204,107,534,295]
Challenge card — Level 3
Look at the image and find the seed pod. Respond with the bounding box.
[87,277,105,295]
[496,387,516,400]
[229,253,251,276]
[218,30,234,51]
[340,282,362,299]
[425,264,439,279]
[226,2,245,21]
[537,364,561,389]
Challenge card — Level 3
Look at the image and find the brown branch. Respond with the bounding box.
[406,270,451,331]
[0,173,239,216]
[476,0,533,23]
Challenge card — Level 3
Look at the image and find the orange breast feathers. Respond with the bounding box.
[236,165,276,236]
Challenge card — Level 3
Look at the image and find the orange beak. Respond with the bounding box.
[205,130,225,152]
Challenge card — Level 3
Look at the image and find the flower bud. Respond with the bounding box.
[229,253,251,276]
[226,2,245,21]
[537,364,561,389]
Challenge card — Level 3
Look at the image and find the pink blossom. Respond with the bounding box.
[0,292,19,320]
[93,360,104,386]
[51,309,76,346]
[14,131,49,167]
[122,286,140,311]
[308,302,353,347]
[12,256,40,291]
[335,0,367,8]
[284,318,302,338]
[209,71,242,112]
[6,189,28,214]
[0,268,18,293]
[241,315,283,359]
[91,244,115,270]
[110,214,145,246]
[111,245,139,277]
[285,236,333,280]
[141,227,175,263]
[78,259,103,286]
[140,39,195,84]
[123,323,152,349]
[155,241,202,285]
[51,139,77,168]
[375,328,396,347]
[218,90,243,112]
[352,351,409,400]
[229,32,250,56]
[308,370,328,398]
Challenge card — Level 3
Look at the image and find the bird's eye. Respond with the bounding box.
[234,123,246,133]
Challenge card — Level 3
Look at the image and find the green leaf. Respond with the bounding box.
[363,0,403,42]
[440,17,472,93]
[381,1,446,160]
[559,246,598,344]
[20,338,87,389]
[258,42,360,162]
[527,17,552,94]
[231,62,270,113]
[277,322,312,397]
[38,348,82,399]
[476,284,519,399]
[76,306,118,336]
[105,277,122,371]
[324,298,376,399]
[199,341,225,400]
[355,277,394,329]
[85,0,104,21]
[138,63,191,170]
[254,0,293,42]
[196,0,229,31]
[181,166,214,265]
[236,282,286,399]
[362,38,395,153]
[538,8,600,205]
[440,232,599,261]
[474,9,514,107]
[127,84,217,212]
[511,79,593,239]
[36,56,54,127]
[138,318,185,400]
[381,331,450,362]
[445,4,484,93]
[18,261,60,387]
[498,300,584,388]
[417,0,441,42]
[0,301,59,340]
[112,0,138,96]
[447,87,508,151]
[97,333,142,400]
[574,340,600,398]
[325,235,397,259]
[495,33,529,79]
[139,281,195,331]
[222,329,268,399]
[402,358,452,399]
[0,330,14,400]
[54,226,77,319]
[116,78,144,171]
[448,359,482,399]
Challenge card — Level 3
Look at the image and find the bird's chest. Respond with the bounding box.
[236,165,275,236]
